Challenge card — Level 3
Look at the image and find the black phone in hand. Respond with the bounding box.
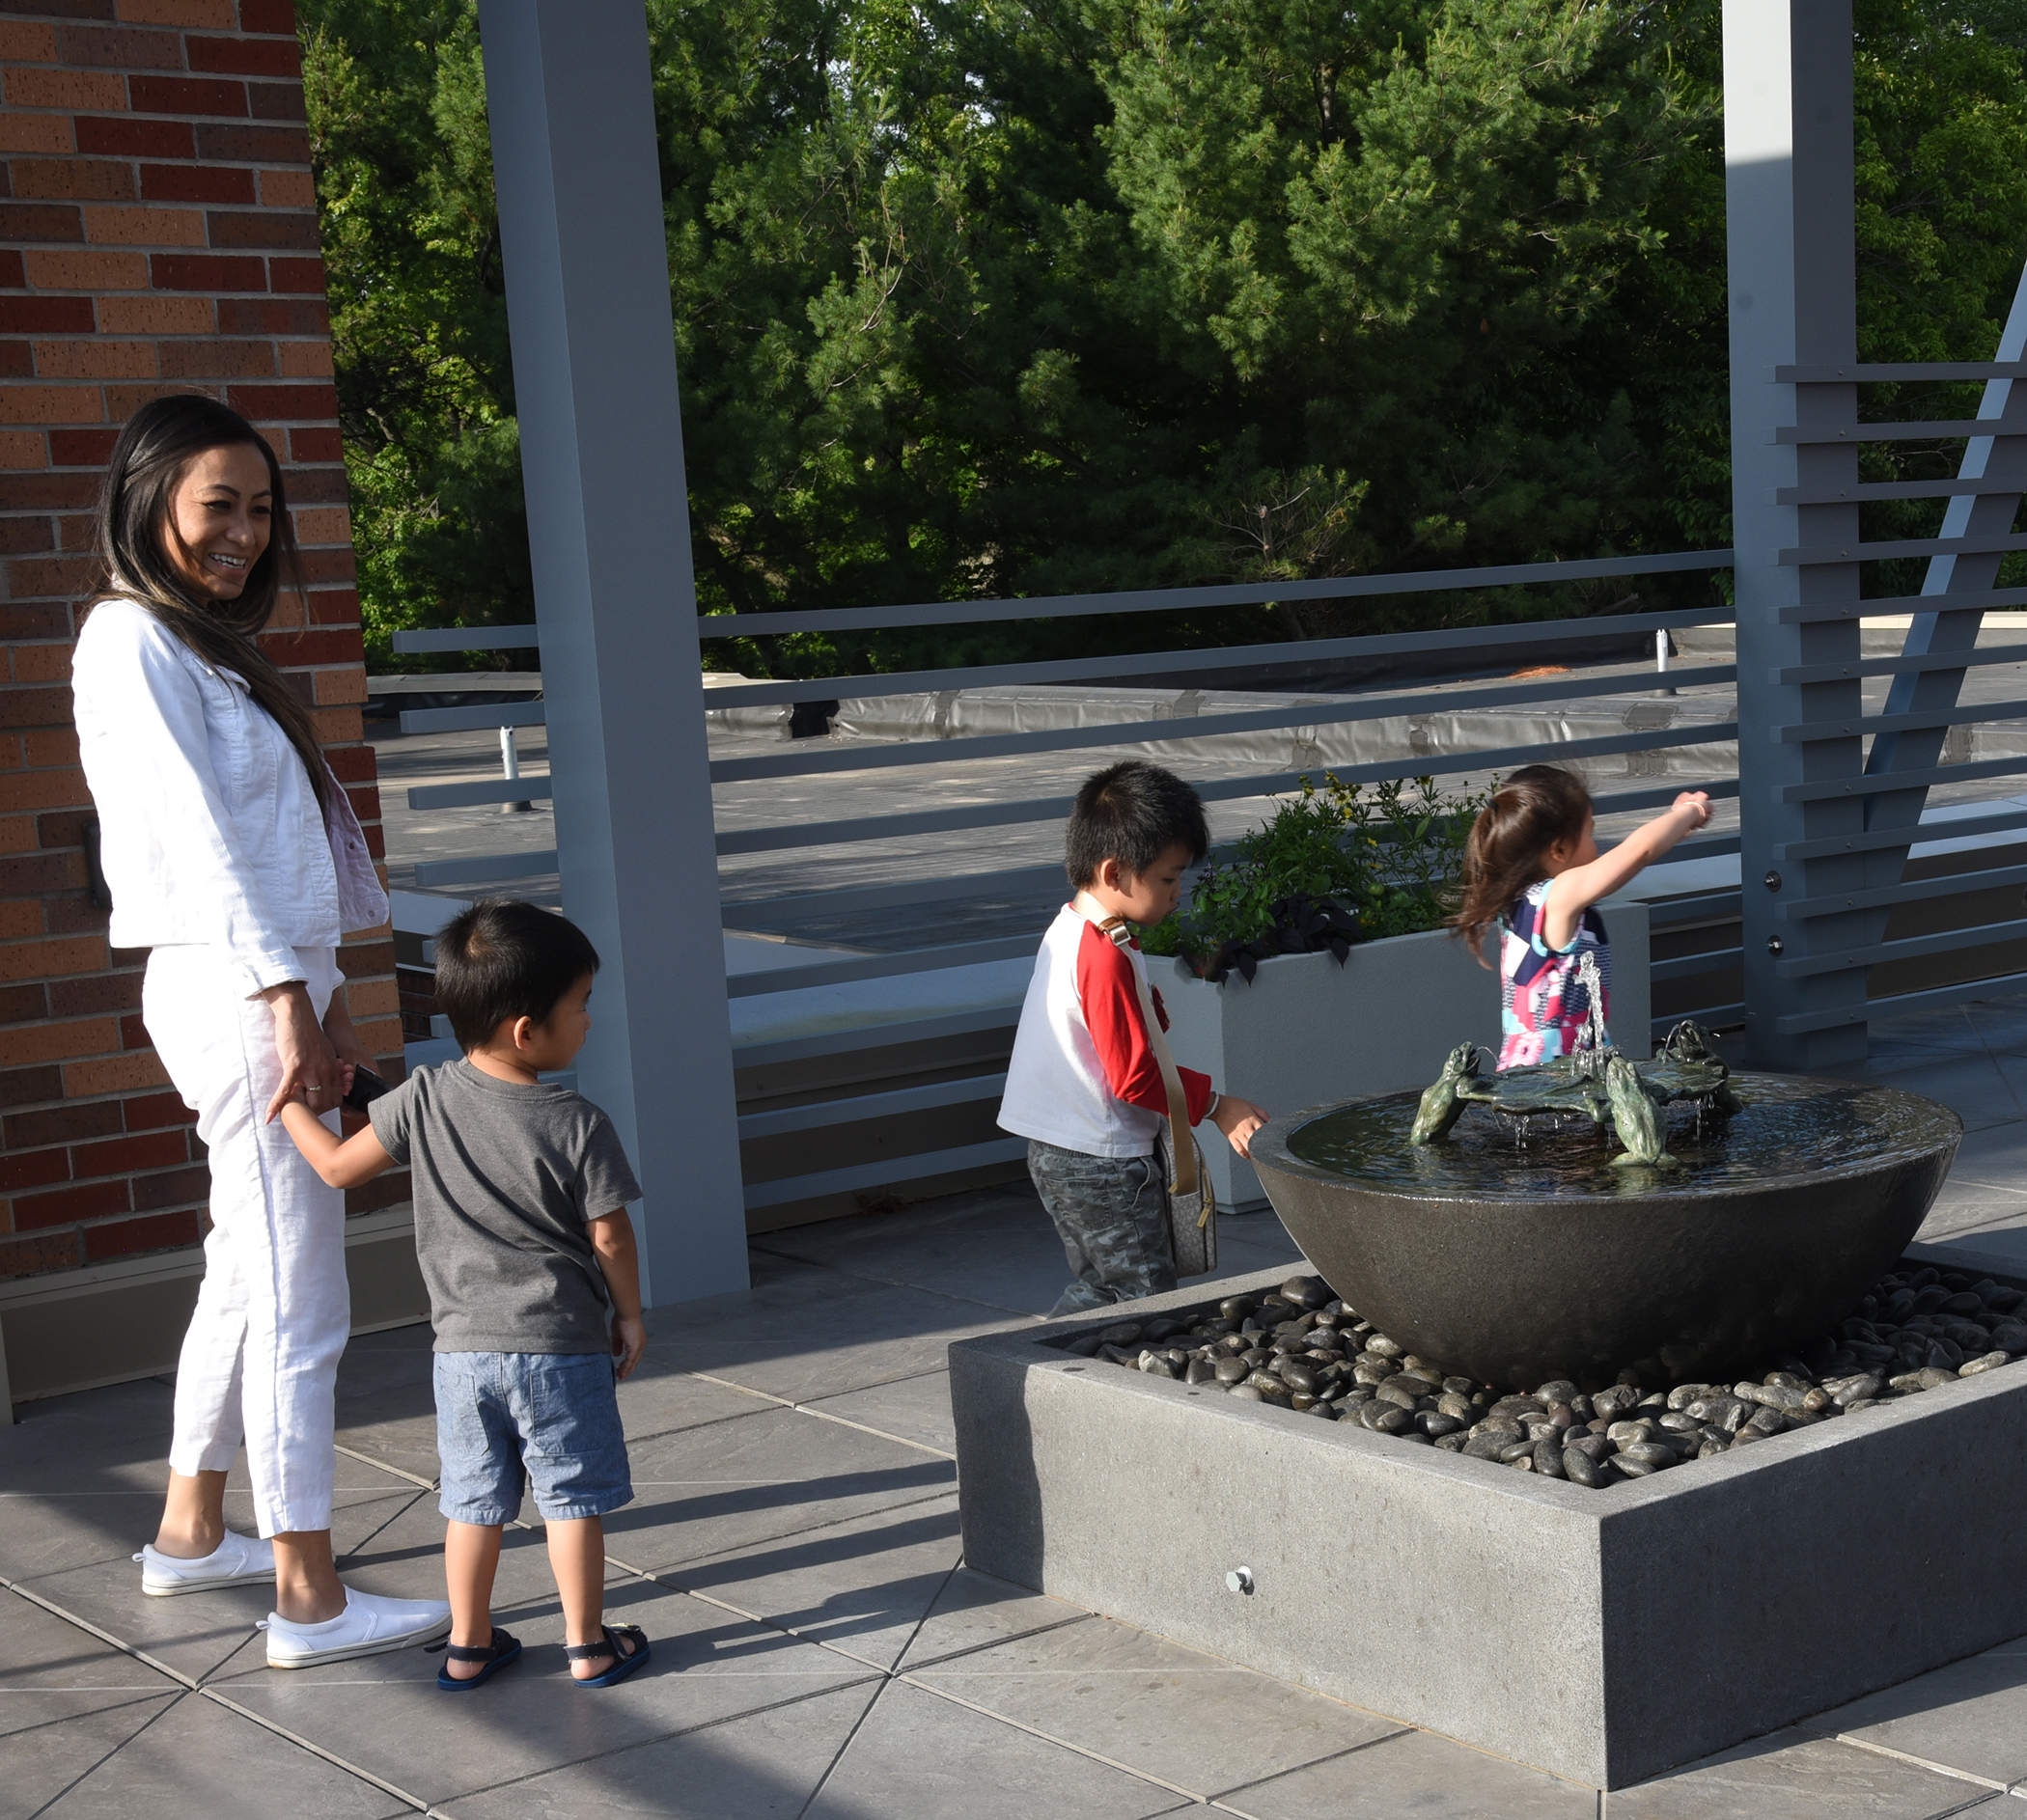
[343,1065,390,1115]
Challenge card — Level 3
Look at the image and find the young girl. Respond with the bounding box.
[1453,765,1711,1069]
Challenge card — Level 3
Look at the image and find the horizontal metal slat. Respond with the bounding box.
[703,607,1740,709]
[1651,1002,1746,1038]
[1775,805,2027,861]
[723,863,1066,927]
[736,1072,1009,1140]
[731,1006,1019,1069]
[402,700,546,735]
[1778,752,2027,801]
[409,776,555,810]
[1649,948,1744,982]
[1777,643,2027,685]
[1590,780,1742,814]
[1779,585,2027,623]
[712,723,1741,857]
[1776,362,2027,382]
[694,550,1736,640]
[1648,891,1742,927]
[726,935,1037,998]
[1781,533,2027,566]
[1775,420,2027,443]
[1773,968,2027,1035]
[1780,697,2027,742]
[412,848,558,887]
[1774,860,2027,921]
[1777,479,2027,505]
[392,625,541,653]
[709,669,1739,786]
[1773,915,2027,979]
[741,1137,1028,1210]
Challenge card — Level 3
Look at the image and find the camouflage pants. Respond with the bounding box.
[1027,1140,1175,1319]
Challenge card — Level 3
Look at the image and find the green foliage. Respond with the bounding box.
[298,0,2027,670]
[1141,774,1484,977]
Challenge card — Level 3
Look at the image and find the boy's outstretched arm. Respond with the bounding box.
[589,1210,647,1381]
[278,1099,399,1191]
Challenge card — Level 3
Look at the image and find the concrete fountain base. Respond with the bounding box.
[949,1261,2027,1790]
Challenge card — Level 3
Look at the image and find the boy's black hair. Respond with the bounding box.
[1064,759,1209,889]
[433,898,600,1050]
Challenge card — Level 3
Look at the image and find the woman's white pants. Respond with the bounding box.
[144,946,347,1538]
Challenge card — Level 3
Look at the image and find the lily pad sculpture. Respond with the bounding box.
[1409,953,1739,1168]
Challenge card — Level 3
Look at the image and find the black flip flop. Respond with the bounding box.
[567,1623,651,1688]
[430,1627,522,1691]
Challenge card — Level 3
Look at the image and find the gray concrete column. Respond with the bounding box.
[1725,0,1869,1067]
[475,0,746,1302]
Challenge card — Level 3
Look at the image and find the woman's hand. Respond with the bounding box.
[260,981,345,1124]
[321,987,371,1084]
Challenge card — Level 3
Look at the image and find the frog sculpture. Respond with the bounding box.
[1409,953,1739,1168]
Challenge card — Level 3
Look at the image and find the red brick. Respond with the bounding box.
[141,164,253,205]
[0,1144,68,1192]
[336,937,394,978]
[14,1176,127,1228]
[123,1089,195,1132]
[245,80,305,124]
[129,75,249,119]
[49,427,117,465]
[0,203,83,242]
[0,343,30,378]
[6,1096,120,1148]
[72,1129,187,1177]
[0,475,97,515]
[149,252,265,292]
[217,299,324,340]
[207,209,318,250]
[255,625,359,666]
[0,521,55,558]
[7,554,96,595]
[0,851,84,893]
[227,380,334,420]
[42,895,108,935]
[158,338,272,378]
[292,547,354,586]
[0,1062,61,1108]
[56,24,183,68]
[0,1229,80,1279]
[0,251,23,289]
[187,35,299,77]
[0,297,94,333]
[324,743,375,784]
[118,1010,146,1048]
[239,0,299,32]
[128,1164,207,1212]
[0,979,45,1020]
[194,123,307,164]
[361,821,383,860]
[85,1206,200,1259]
[287,426,340,463]
[344,1172,410,1216]
[267,257,323,294]
[0,686,72,729]
[9,158,134,202]
[47,972,139,1016]
[76,117,193,160]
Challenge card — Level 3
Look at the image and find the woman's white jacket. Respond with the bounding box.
[71,597,388,995]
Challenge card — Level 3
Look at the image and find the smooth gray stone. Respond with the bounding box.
[1536,1379,1581,1408]
[1372,1405,1414,1435]
[1098,1323,1143,1346]
[1959,1351,2012,1377]
[1365,1334,1403,1357]
[1667,1383,1713,1411]
[1245,1371,1291,1398]
[1915,1366,1958,1390]
[1227,1384,1264,1400]
[1618,1443,1675,1473]
[1185,1358,1218,1386]
[1279,1362,1319,1396]
[1213,1358,1249,1384]
[1433,1431,1469,1451]
[1375,1379,1425,1411]
[1437,1392,1477,1420]
[1990,1321,2027,1352]
[1461,1432,1511,1460]
[1561,1445,1603,1487]
[1533,1438,1568,1477]
[1139,1353,1177,1379]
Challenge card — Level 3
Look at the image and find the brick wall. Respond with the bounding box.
[0,0,403,1282]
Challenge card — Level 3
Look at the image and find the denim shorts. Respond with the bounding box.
[433,1350,633,1525]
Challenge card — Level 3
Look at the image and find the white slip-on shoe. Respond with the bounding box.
[264,1587,453,1669]
[135,1531,276,1597]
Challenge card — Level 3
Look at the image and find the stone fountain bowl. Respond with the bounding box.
[1248,1072,1961,1391]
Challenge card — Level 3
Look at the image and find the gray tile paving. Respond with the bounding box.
[8,992,2027,1813]
[1603,1730,1998,1819]
[1223,1727,1597,1818]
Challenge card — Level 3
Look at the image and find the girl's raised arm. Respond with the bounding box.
[1543,793,1710,951]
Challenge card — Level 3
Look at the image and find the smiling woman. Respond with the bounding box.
[66,395,452,1671]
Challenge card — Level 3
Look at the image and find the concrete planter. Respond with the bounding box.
[950,1259,2027,1790]
[1160,903,1651,1209]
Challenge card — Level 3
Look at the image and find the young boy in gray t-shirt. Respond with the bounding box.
[280,899,652,1693]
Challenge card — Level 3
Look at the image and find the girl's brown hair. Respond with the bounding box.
[1450,764,1594,963]
[85,393,327,812]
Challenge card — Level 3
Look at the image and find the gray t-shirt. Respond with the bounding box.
[370,1060,643,1354]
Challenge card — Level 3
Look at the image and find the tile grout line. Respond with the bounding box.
[25,1682,188,1820]
[196,1685,431,1814]
[333,1442,437,1494]
[679,1368,958,1459]
[1828,1731,2013,1794]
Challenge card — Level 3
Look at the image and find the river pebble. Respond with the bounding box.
[1059,1264,2027,1491]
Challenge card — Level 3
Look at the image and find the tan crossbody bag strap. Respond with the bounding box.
[1072,895,1200,1201]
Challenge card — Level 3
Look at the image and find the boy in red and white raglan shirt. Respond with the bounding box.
[999,761,1268,1315]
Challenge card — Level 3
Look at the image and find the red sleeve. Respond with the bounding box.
[1074,923,1216,1125]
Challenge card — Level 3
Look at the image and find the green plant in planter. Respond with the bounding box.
[1142,774,1484,983]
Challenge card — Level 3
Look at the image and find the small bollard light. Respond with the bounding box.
[1226,1566,1255,1595]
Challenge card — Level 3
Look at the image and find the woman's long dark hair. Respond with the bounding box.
[1450,764,1595,964]
[86,394,327,812]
